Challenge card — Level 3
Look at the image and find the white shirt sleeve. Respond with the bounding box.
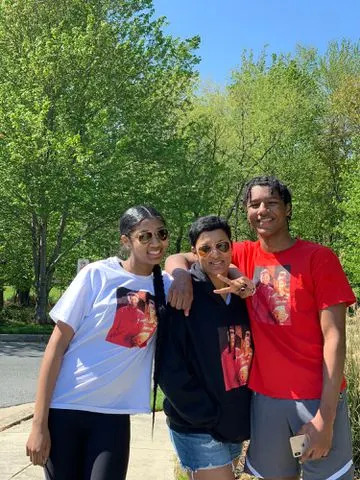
[162,271,173,300]
[49,264,97,332]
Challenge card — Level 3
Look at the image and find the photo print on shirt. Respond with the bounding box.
[252,265,291,326]
[219,325,253,391]
[106,287,157,348]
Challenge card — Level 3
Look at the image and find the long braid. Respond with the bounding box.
[151,263,167,436]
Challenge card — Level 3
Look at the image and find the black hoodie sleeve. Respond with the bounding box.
[158,309,219,429]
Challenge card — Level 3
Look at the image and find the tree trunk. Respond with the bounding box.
[33,219,49,324]
[0,286,4,309]
[16,288,30,307]
[34,280,49,324]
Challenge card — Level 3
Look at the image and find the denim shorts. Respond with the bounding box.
[169,428,242,473]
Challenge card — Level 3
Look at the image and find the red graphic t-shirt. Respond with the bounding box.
[220,325,253,391]
[106,288,157,348]
[232,239,356,399]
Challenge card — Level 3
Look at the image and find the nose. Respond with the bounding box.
[257,202,268,215]
[150,235,161,245]
[208,246,221,257]
[149,234,161,245]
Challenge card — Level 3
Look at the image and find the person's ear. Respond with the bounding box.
[191,246,198,259]
[120,234,131,251]
[285,203,292,220]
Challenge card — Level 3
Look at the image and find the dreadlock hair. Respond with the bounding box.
[119,205,168,435]
[242,175,293,222]
[189,215,232,246]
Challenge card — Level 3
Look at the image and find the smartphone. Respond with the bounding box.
[289,434,308,458]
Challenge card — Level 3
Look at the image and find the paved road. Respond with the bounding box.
[0,342,46,407]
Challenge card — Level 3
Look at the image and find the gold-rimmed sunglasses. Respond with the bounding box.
[197,241,230,257]
[131,228,169,244]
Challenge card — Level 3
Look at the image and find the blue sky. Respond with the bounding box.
[153,0,360,85]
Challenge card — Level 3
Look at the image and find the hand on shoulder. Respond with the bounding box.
[167,269,193,316]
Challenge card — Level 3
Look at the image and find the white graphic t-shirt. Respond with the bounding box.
[49,257,172,414]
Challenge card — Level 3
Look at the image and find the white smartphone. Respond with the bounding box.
[289,434,308,458]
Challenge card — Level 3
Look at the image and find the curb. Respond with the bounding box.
[0,403,34,432]
[0,334,50,342]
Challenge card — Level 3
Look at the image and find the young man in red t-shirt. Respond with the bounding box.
[165,176,356,480]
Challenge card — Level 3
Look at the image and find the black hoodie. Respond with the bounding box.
[158,263,253,443]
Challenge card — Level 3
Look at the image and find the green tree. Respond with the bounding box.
[0,0,198,322]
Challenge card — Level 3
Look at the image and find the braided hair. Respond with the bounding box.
[119,205,168,434]
[242,175,292,223]
[151,263,167,434]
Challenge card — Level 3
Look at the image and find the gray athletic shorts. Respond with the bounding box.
[245,391,354,480]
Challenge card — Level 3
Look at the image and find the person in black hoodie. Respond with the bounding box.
[158,216,253,480]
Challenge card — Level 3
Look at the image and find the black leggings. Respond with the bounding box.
[45,409,130,480]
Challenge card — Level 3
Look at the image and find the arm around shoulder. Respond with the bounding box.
[165,253,197,315]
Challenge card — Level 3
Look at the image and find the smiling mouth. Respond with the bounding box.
[148,249,162,257]
[257,218,273,226]
[209,260,224,266]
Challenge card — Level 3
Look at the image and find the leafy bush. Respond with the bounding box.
[0,306,53,333]
[346,313,360,473]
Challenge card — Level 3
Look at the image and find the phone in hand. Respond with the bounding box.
[289,434,309,458]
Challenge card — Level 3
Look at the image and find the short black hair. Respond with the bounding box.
[242,175,292,219]
[189,215,232,247]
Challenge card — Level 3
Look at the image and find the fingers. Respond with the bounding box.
[28,449,47,466]
[216,274,232,286]
[216,274,247,292]
[171,291,193,311]
[167,286,176,306]
[213,286,232,294]
[301,448,329,462]
[168,272,193,314]
[215,274,251,297]
[26,439,51,466]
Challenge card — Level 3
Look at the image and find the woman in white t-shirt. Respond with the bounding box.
[26,205,172,480]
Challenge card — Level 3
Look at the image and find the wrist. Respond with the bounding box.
[313,410,335,429]
[32,416,48,429]
[172,268,190,278]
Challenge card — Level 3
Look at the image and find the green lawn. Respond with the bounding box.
[4,286,16,301]
[0,304,54,334]
[3,285,63,304]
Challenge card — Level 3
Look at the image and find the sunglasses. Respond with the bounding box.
[197,241,231,257]
[132,228,169,244]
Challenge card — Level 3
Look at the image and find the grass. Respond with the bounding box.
[0,285,63,333]
[154,388,165,412]
[345,311,360,476]
[4,286,16,301]
[0,306,54,333]
[3,285,63,304]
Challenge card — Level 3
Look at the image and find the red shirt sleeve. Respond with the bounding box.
[231,241,247,272]
[311,246,356,310]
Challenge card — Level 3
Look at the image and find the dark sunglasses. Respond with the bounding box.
[197,241,230,257]
[132,228,169,244]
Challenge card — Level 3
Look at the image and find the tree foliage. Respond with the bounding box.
[1,9,358,316]
[0,0,199,321]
